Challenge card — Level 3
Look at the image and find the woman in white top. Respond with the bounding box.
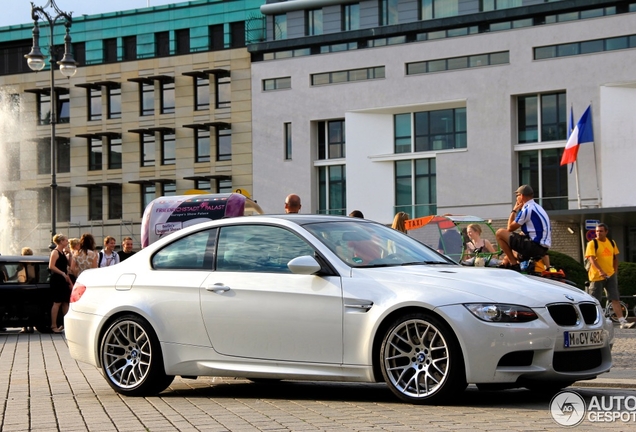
[73,233,98,276]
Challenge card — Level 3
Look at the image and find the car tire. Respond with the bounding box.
[100,314,174,396]
[380,312,466,404]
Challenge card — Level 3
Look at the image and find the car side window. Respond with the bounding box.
[152,229,217,270]
[216,225,315,273]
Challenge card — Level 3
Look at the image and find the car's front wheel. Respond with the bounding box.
[380,312,466,404]
[100,314,174,396]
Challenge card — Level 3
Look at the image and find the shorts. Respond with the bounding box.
[508,232,548,260]
[587,273,619,303]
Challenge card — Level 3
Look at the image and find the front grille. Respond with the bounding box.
[553,349,602,372]
[547,304,579,326]
[498,350,534,367]
[579,302,600,324]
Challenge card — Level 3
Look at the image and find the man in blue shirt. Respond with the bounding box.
[495,185,551,271]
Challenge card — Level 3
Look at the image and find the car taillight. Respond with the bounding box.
[70,282,86,303]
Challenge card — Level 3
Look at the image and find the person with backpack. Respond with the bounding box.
[586,223,634,329]
[98,236,120,268]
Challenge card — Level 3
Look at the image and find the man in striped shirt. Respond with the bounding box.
[496,185,551,271]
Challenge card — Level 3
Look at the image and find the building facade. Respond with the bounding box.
[0,0,266,253]
[249,0,636,261]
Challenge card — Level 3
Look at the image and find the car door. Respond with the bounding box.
[200,224,343,364]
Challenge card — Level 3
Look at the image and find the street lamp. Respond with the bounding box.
[24,0,77,247]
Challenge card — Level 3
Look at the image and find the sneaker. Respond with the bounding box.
[620,321,636,329]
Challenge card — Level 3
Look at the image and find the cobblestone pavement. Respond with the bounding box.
[1,327,635,432]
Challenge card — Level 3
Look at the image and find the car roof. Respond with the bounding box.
[0,255,50,263]
[258,214,372,225]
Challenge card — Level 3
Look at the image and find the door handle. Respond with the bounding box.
[206,283,230,293]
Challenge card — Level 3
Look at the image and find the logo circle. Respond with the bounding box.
[550,390,586,427]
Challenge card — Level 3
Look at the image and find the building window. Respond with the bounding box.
[108,135,122,170]
[89,137,102,171]
[481,0,522,12]
[380,0,399,25]
[155,31,170,57]
[535,33,636,59]
[306,9,323,36]
[284,122,292,160]
[142,184,156,215]
[263,77,291,91]
[123,36,136,61]
[195,77,210,110]
[517,92,566,143]
[140,82,154,116]
[318,120,345,160]
[107,86,121,119]
[394,108,466,153]
[311,66,385,86]
[37,138,70,174]
[160,81,175,114]
[230,21,245,48]
[196,129,211,163]
[37,187,70,224]
[72,42,86,66]
[216,76,231,109]
[210,24,224,50]
[36,90,70,125]
[518,149,567,211]
[406,51,509,75]
[103,38,117,63]
[88,87,102,121]
[176,29,190,54]
[108,184,122,220]
[274,14,287,40]
[195,180,211,192]
[216,128,231,161]
[162,183,176,196]
[161,133,176,165]
[7,143,19,181]
[395,159,436,218]
[217,179,232,193]
[89,186,103,221]
[343,3,360,31]
[58,187,70,223]
[318,165,346,215]
[421,0,459,20]
[141,133,155,167]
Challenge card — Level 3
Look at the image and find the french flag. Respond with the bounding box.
[560,105,594,166]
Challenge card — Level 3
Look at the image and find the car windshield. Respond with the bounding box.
[303,220,453,268]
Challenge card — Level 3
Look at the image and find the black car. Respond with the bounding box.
[0,255,58,332]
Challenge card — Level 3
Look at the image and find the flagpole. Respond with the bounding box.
[574,161,581,209]
[589,104,602,207]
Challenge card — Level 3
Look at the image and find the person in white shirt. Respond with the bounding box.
[98,236,120,267]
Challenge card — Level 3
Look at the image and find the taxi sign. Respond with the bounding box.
[404,215,434,231]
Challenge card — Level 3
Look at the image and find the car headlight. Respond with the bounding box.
[464,303,538,323]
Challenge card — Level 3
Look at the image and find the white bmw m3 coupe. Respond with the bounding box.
[65,215,613,404]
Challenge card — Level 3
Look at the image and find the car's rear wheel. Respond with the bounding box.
[380,312,466,404]
[100,314,174,396]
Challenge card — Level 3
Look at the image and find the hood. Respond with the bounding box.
[356,265,592,307]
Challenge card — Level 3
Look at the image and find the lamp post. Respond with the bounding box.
[24,0,77,246]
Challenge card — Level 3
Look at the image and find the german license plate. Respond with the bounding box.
[564,330,604,348]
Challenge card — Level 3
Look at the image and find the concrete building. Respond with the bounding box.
[0,0,266,252]
[249,0,636,261]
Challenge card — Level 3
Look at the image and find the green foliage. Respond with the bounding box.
[548,250,587,289]
[618,261,636,297]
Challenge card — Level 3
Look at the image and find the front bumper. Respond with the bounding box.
[437,302,613,384]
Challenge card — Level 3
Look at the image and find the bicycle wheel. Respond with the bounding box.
[609,302,628,323]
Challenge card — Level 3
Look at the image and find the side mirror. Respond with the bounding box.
[288,255,321,275]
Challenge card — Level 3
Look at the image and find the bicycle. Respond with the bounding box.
[603,296,629,323]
